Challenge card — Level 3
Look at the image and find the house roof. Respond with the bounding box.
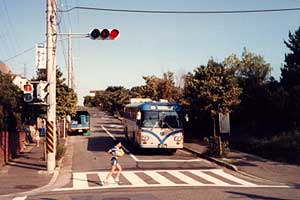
[0,60,11,74]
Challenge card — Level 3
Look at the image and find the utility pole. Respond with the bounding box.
[46,0,57,172]
[67,29,72,89]
[23,64,27,78]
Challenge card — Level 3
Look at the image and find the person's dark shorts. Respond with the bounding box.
[111,157,118,166]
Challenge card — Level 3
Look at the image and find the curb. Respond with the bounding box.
[183,146,238,171]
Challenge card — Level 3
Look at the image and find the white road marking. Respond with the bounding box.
[213,169,257,186]
[122,171,148,186]
[135,159,203,162]
[171,171,203,185]
[73,172,89,189]
[12,197,27,200]
[97,172,116,184]
[189,170,231,186]
[146,171,176,185]
[53,169,291,191]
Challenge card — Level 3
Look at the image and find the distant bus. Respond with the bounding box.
[70,110,91,135]
[123,99,183,152]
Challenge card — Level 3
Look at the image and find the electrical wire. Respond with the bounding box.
[2,0,19,52]
[3,46,35,62]
[57,24,68,68]
[57,6,300,14]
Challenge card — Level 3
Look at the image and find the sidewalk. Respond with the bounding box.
[0,139,52,196]
[184,139,300,187]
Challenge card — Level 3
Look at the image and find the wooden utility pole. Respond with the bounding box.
[46,0,57,172]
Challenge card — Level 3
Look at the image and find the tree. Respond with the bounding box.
[55,69,77,119]
[139,71,183,102]
[280,27,300,127]
[224,48,271,88]
[184,60,242,142]
[83,96,96,107]
[224,49,272,130]
[0,72,22,130]
[281,27,300,90]
[90,87,131,115]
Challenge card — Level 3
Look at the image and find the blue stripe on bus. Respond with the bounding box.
[141,129,163,143]
[141,129,183,144]
[161,129,183,143]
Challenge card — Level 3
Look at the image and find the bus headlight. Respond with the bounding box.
[141,135,150,141]
[174,136,183,141]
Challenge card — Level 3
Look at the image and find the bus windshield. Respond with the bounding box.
[141,111,182,128]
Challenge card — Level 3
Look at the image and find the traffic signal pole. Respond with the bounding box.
[46,0,57,172]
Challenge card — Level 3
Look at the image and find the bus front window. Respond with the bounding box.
[159,111,182,128]
[141,111,182,128]
[141,111,159,128]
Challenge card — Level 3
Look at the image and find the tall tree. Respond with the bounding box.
[224,49,272,130]
[140,71,183,102]
[0,72,22,130]
[280,27,300,127]
[281,27,300,90]
[184,59,242,138]
[55,69,77,119]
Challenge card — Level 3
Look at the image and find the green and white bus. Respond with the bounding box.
[123,99,183,152]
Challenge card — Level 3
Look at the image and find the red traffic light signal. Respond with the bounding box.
[89,29,120,40]
[23,82,33,103]
[24,83,33,94]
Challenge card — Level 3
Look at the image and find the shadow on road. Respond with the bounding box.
[87,136,125,152]
[226,191,294,200]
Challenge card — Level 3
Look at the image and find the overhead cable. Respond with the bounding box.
[57,6,300,14]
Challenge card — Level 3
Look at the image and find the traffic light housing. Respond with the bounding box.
[89,29,120,40]
[36,81,49,102]
[23,82,34,103]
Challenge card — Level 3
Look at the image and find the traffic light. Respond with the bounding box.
[36,81,49,102]
[89,29,120,40]
[23,82,34,103]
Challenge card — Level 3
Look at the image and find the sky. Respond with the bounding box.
[1,0,300,105]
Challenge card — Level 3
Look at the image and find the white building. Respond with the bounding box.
[0,60,28,91]
[13,75,28,91]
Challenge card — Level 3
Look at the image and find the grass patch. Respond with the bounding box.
[230,131,300,165]
[56,142,66,161]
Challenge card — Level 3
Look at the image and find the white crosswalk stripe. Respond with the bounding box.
[54,169,290,191]
[189,170,231,186]
[72,172,89,189]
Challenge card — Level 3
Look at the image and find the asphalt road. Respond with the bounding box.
[24,108,300,200]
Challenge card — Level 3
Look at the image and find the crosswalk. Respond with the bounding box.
[54,169,289,191]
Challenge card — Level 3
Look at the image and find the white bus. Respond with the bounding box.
[123,100,183,152]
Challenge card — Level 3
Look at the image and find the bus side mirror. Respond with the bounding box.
[136,112,141,125]
[185,114,189,122]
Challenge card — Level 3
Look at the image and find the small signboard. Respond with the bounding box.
[36,43,46,69]
[219,113,230,133]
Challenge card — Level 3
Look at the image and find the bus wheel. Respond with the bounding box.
[132,134,139,151]
[166,149,177,155]
[124,127,129,141]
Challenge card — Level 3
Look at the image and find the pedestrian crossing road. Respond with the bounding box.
[54,169,290,191]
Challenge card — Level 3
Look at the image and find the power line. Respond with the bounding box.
[1,0,19,59]
[3,46,35,62]
[64,0,73,29]
[57,6,300,14]
[57,24,68,68]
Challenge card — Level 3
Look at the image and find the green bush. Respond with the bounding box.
[230,131,300,164]
[56,143,66,161]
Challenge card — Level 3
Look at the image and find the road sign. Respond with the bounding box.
[36,43,46,69]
